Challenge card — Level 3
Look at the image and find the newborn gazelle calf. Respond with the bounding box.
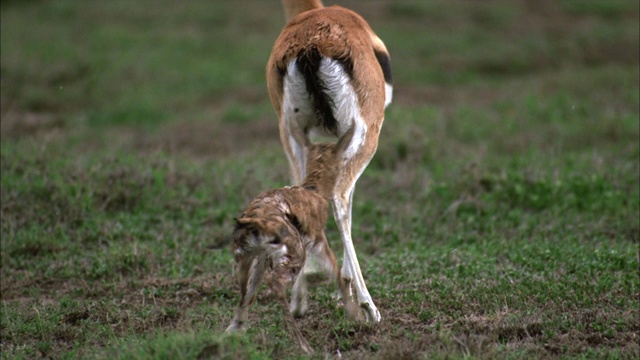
[226,128,357,353]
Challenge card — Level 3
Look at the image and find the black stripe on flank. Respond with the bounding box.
[374,49,393,84]
[296,46,339,136]
[277,64,286,78]
[275,64,287,96]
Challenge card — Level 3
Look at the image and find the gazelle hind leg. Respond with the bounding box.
[322,238,361,320]
[333,189,380,322]
[303,239,361,320]
[332,131,382,322]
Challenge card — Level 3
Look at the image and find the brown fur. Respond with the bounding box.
[266,0,392,322]
[267,5,388,133]
[299,124,355,199]
[226,136,357,354]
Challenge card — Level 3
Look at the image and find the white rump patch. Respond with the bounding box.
[282,57,368,162]
[316,58,366,160]
[283,61,316,130]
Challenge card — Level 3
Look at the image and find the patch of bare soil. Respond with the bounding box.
[2,272,235,338]
[0,111,65,138]
[134,117,280,158]
[394,84,512,109]
[0,95,65,138]
[3,266,638,359]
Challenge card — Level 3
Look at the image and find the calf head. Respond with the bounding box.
[226,212,305,332]
[232,214,305,282]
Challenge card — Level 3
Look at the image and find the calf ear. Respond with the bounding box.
[234,217,247,229]
[233,218,259,242]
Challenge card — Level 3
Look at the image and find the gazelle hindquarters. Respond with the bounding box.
[267,1,392,322]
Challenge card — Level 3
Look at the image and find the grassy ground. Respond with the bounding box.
[1,0,638,359]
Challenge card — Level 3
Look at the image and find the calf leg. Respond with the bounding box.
[290,237,359,320]
[290,236,337,317]
[271,273,313,354]
[226,256,267,332]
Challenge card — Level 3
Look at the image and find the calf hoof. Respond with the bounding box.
[225,320,246,333]
[290,300,308,318]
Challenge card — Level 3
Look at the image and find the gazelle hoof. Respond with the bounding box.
[360,302,381,322]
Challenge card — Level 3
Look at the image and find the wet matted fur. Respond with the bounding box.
[267,0,392,322]
[226,128,357,354]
